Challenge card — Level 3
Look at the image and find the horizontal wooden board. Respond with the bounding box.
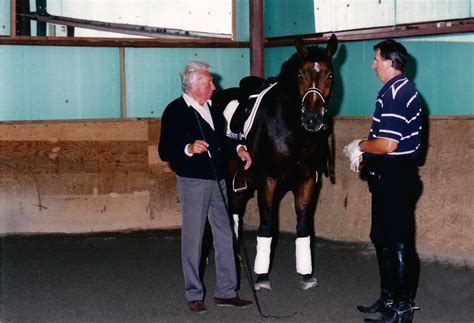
[0,120,148,141]
[0,141,148,173]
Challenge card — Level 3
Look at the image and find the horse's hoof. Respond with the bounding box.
[254,275,271,291]
[255,280,271,291]
[300,275,318,290]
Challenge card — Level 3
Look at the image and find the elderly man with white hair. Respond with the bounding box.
[159,60,253,315]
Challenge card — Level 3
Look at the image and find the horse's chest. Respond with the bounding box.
[256,121,324,174]
[268,140,318,173]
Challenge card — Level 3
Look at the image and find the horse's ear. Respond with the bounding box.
[326,34,338,58]
[295,38,309,58]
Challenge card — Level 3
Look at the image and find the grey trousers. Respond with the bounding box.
[177,176,238,301]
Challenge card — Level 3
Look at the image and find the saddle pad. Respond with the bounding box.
[223,82,278,140]
[223,99,240,139]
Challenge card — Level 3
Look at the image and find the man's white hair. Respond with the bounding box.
[181,61,210,93]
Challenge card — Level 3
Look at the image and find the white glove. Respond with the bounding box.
[350,155,363,172]
[343,139,364,172]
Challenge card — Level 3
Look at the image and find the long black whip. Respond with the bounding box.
[193,110,297,319]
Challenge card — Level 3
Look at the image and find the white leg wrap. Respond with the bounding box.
[232,213,239,238]
[295,236,312,275]
[254,236,272,274]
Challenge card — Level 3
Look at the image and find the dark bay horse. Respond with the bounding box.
[214,34,338,290]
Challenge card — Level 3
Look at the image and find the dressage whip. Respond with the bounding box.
[193,110,297,319]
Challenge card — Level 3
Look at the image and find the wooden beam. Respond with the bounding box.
[2,14,472,49]
[10,0,16,37]
[119,47,127,119]
[0,36,249,48]
[232,0,236,41]
[18,12,232,39]
[249,0,264,77]
[266,18,474,47]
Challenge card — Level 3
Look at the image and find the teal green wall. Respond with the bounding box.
[0,1,250,120]
[265,33,474,115]
[264,0,315,37]
[0,46,249,121]
[238,0,316,40]
[235,0,250,41]
[125,47,250,118]
[0,46,121,121]
[1,2,472,120]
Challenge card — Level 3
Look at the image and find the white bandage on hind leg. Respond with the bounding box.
[254,236,272,274]
[295,236,312,275]
[232,213,239,238]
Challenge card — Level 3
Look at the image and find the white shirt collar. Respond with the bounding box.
[183,93,214,130]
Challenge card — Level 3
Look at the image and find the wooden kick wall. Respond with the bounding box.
[0,116,473,265]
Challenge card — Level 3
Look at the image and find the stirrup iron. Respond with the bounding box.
[232,170,247,192]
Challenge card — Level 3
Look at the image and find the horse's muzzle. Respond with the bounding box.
[301,112,325,132]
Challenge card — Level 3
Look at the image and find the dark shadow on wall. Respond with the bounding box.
[325,43,347,183]
[328,43,347,117]
[406,54,429,299]
[211,73,224,92]
[405,53,430,167]
[399,53,430,300]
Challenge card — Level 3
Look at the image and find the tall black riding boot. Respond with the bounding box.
[393,243,415,323]
[357,245,395,314]
[364,243,416,323]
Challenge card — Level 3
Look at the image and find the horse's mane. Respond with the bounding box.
[278,46,329,88]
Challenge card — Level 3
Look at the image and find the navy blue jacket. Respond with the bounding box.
[158,96,238,180]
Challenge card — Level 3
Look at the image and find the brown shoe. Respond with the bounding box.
[188,300,208,314]
[214,296,253,308]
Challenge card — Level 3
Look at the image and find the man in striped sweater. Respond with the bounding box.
[344,39,422,323]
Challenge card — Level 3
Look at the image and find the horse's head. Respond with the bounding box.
[294,34,338,132]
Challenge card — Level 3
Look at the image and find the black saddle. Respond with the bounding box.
[230,76,276,135]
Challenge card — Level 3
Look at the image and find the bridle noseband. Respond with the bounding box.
[300,87,328,132]
[301,87,327,114]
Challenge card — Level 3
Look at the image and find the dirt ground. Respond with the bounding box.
[1,229,473,322]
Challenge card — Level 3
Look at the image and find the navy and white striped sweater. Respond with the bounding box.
[368,74,422,157]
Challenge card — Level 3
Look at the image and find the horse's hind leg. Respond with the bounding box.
[294,175,319,290]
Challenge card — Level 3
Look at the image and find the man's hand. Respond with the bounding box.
[343,139,363,172]
[188,140,209,154]
[237,146,252,170]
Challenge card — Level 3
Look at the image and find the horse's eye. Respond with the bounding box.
[328,73,334,80]
[298,73,304,80]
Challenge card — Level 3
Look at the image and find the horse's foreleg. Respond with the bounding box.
[257,177,277,237]
[294,175,316,238]
[254,177,277,291]
[294,175,319,289]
